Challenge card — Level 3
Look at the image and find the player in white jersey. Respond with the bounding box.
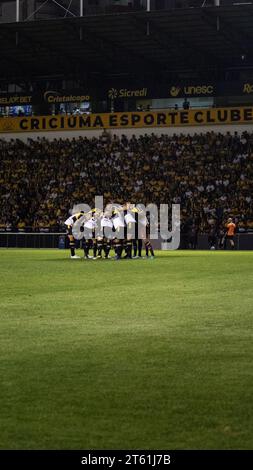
[64,211,85,258]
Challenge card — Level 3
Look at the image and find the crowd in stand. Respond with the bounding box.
[0,130,252,235]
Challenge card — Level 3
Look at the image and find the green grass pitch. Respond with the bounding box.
[0,249,253,450]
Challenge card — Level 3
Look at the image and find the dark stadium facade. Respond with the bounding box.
[1,1,253,114]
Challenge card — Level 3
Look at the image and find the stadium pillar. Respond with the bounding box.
[147,0,150,12]
[16,0,20,22]
[80,0,83,16]
[214,0,220,5]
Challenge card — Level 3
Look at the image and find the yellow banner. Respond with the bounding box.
[0,107,253,133]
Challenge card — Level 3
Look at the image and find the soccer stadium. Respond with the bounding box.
[0,0,253,458]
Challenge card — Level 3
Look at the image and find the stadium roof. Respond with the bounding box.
[0,4,253,81]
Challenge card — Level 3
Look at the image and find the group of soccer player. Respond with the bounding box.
[64,203,155,260]
[65,203,237,258]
